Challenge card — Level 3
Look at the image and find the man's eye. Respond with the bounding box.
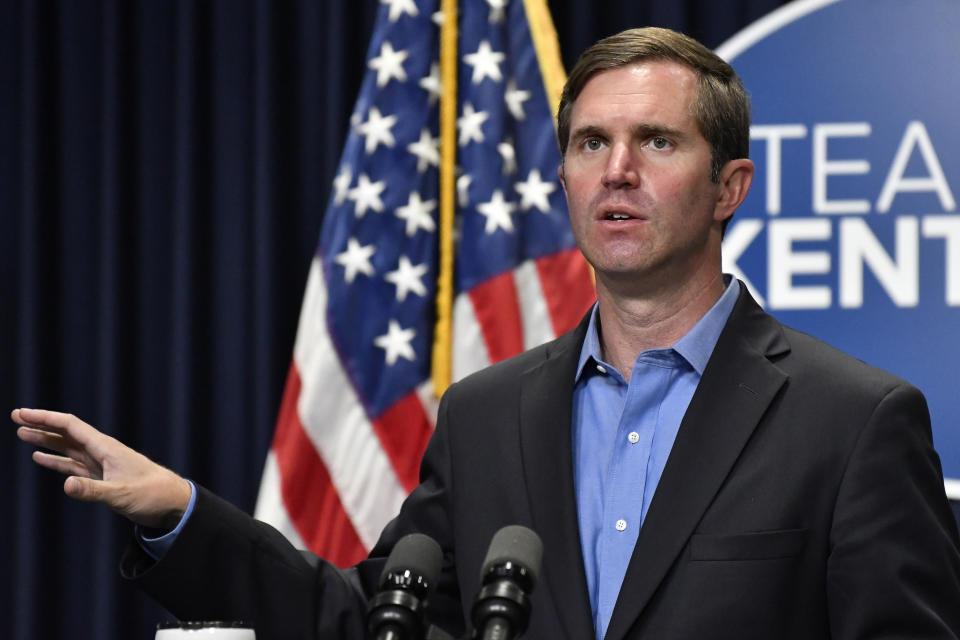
[650,136,671,150]
[583,138,604,151]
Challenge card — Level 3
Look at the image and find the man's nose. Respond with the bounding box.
[601,142,640,189]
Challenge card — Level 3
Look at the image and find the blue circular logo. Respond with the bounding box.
[717,0,960,488]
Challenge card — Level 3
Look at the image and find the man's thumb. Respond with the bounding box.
[64,476,105,503]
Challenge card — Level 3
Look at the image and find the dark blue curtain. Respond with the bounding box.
[13,0,936,638]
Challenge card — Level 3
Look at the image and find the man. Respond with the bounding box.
[14,27,960,639]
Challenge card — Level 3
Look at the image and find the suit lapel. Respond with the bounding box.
[604,288,791,640]
[519,315,596,640]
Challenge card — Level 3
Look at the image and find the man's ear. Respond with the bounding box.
[713,158,754,224]
[557,163,566,195]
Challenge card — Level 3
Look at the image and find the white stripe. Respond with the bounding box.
[293,259,407,549]
[416,379,440,426]
[254,451,308,550]
[945,478,960,501]
[714,0,844,62]
[452,291,491,382]
[514,259,556,350]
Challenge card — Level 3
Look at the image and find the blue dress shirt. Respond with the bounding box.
[137,480,197,560]
[571,278,740,640]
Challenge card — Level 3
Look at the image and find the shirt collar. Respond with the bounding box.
[576,275,741,380]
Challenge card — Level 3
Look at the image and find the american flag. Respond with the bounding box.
[254,0,595,567]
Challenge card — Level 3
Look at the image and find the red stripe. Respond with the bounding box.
[372,392,433,492]
[272,363,368,568]
[535,248,596,334]
[468,270,525,363]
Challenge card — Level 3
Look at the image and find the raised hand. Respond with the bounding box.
[13,408,192,529]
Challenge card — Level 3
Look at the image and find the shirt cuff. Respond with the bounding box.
[135,479,198,561]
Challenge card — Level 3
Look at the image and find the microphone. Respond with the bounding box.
[471,525,543,640]
[367,533,443,640]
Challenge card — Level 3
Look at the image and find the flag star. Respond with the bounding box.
[431,10,444,26]
[348,173,387,217]
[374,319,417,365]
[380,0,418,22]
[477,189,517,234]
[457,103,489,146]
[505,78,532,120]
[407,128,440,172]
[515,169,557,213]
[395,191,437,236]
[463,41,505,84]
[357,107,397,154]
[485,0,508,24]
[334,237,376,283]
[497,139,517,175]
[419,63,443,105]
[385,255,429,301]
[457,173,473,207]
[368,41,409,88]
[333,167,352,205]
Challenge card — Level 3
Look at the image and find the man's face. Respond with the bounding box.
[559,61,730,290]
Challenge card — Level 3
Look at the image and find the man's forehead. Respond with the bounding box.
[569,60,698,125]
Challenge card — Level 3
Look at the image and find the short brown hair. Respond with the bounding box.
[557,27,750,183]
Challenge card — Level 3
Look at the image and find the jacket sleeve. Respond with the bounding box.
[827,383,960,639]
[120,389,464,640]
[121,485,371,639]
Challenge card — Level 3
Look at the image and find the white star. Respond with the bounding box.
[457,173,473,207]
[395,191,437,236]
[431,10,444,26]
[407,128,440,172]
[333,167,352,205]
[485,0,508,24]
[385,255,429,302]
[514,169,557,213]
[368,41,409,88]
[348,173,387,217]
[374,320,417,366]
[457,103,489,146]
[463,40,505,84]
[505,78,532,120]
[477,189,516,234]
[419,63,442,105]
[356,107,397,154]
[334,238,376,283]
[380,0,418,22]
[497,139,517,175]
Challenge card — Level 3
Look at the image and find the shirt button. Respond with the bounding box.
[615,519,627,532]
[627,431,640,444]
[596,364,607,374]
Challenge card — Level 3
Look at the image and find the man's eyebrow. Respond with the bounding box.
[630,123,686,140]
[568,122,688,144]
[568,125,606,143]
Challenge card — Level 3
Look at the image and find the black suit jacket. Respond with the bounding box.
[124,285,960,639]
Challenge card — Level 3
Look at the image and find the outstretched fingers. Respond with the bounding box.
[31,450,97,479]
[14,409,110,472]
[13,408,96,442]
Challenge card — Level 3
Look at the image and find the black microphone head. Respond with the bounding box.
[380,533,443,596]
[480,525,543,589]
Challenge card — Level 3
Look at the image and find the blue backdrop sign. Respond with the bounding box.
[716,0,960,493]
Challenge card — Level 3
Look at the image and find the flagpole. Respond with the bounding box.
[523,0,595,288]
[432,0,458,397]
[522,0,567,119]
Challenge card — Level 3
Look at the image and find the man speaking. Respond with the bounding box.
[13,27,960,639]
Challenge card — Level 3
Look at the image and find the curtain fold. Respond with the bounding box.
[3,1,797,638]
